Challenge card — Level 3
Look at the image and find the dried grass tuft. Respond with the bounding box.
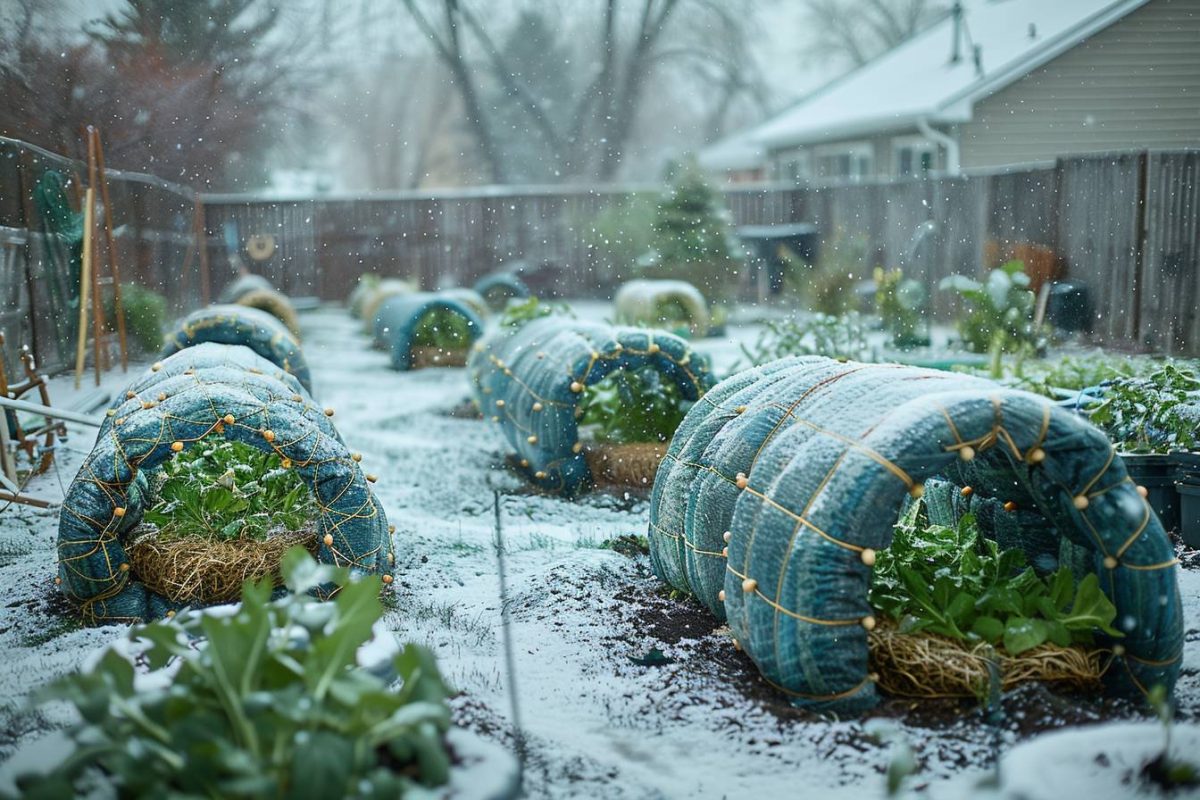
[410,346,468,369]
[868,621,1107,698]
[584,442,667,488]
[128,527,318,605]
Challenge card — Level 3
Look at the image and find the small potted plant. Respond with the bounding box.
[1088,364,1200,545]
[939,260,1045,378]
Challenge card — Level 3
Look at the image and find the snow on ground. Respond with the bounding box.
[1,306,1199,798]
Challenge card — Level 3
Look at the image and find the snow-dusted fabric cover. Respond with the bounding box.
[217,273,274,304]
[473,273,530,311]
[469,317,717,494]
[649,357,1182,712]
[57,346,391,625]
[614,279,709,336]
[372,292,485,371]
[161,305,312,393]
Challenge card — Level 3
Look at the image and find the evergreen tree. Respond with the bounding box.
[643,161,742,297]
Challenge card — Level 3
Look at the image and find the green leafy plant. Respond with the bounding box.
[498,296,573,329]
[143,439,315,542]
[411,307,474,351]
[104,282,168,353]
[786,229,868,316]
[14,550,453,798]
[1089,364,1200,453]
[738,313,870,368]
[939,260,1044,378]
[869,498,1122,655]
[577,366,689,444]
[874,267,927,349]
[580,193,657,286]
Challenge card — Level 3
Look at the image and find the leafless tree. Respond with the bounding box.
[397,0,764,183]
[799,0,947,70]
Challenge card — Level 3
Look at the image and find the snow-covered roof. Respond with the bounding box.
[712,0,1148,158]
[696,131,766,172]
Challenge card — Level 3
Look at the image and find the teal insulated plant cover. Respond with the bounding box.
[469,317,717,494]
[373,291,486,370]
[161,305,312,393]
[648,356,1182,712]
[217,273,274,304]
[473,272,531,312]
[57,344,391,624]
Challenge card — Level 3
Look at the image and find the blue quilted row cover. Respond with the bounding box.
[372,292,486,370]
[649,356,1182,712]
[57,343,391,625]
[468,317,717,494]
[161,305,312,393]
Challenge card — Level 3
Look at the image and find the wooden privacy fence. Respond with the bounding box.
[0,137,207,376]
[203,150,1198,355]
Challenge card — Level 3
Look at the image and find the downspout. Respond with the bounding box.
[917,116,961,176]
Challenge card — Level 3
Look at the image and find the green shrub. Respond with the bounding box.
[870,497,1121,656]
[581,194,657,285]
[577,366,690,444]
[15,550,453,798]
[874,267,927,349]
[738,313,870,367]
[1088,364,1200,453]
[498,296,573,329]
[104,283,168,353]
[143,439,315,542]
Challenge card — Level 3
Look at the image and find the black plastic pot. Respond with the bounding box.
[1173,452,1200,548]
[1120,453,1180,533]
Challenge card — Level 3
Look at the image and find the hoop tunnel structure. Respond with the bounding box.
[648,357,1182,711]
[469,318,717,494]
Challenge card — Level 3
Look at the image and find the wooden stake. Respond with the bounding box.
[92,128,128,371]
[86,127,104,386]
[74,184,94,390]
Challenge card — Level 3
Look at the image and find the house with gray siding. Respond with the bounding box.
[701,0,1200,182]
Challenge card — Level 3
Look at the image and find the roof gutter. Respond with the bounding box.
[917,117,960,176]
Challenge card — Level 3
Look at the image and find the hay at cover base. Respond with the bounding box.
[161,305,313,393]
[469,317,716,494]
[57,345,391,624]
[648,356,1182,712]
[373,292,486,370]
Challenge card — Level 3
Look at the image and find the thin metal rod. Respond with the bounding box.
[0,396,103,427]
[493,490,526,790]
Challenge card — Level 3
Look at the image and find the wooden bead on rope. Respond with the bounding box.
[718,589,726,602]
[1073,495,1090,510]
[572,442,584,454]
[1003,500,1017,512]
[323,408,335,417]
[351,453,362,462]
[961,485,973,497]
[223,414,235,425]
[262,429,275,443]
[170,441,183,453]
[1029,448,1046,464]
[909,484,924,499]
[1104,556,1118,569]
[532,402,543,412]
[323,533,334,546]
[113,507,126,518]
[527,435,538,445]
[382,574,394,585]
[366,473,378,483]
[570,381,584,393]
[647,342,660,354]
[535,471,547,479]
[959,446,975,461]
[861,615,876,631]
[723,531,732,543]
[1136,485,1149,498]
[735,472,748,489]
[495,399,505,408]
[742,578,757,593]
[860,548,876,567]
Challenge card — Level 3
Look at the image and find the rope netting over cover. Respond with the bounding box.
[373,292,486,370]
[58,344,391,625]
[162,305,312,393]
[614,279,709,336]
[473,273,531,312]
[649,357,1182,711]
[469,317,717,494]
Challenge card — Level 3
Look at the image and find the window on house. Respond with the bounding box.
[814,143,874,180]
[894,138,936,176]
